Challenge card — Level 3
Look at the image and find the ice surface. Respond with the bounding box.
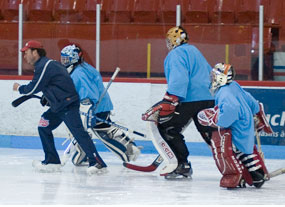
[0,148,284,205]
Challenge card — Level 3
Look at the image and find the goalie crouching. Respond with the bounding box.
[60,44,141,169]
[197,63,273,188]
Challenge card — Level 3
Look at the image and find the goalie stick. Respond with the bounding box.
[11,94,41,107]
[269,168,285,178]
[123,154,163,172]
[255,130,265,161]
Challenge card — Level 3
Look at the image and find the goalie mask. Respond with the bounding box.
[61,44,83,73]
[166,26,189,51]
[210,63,235,94]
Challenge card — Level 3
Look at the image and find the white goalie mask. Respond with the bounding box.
[210,63,235,94]
[61,44,82,73]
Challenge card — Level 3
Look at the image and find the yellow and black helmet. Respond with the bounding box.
[166,26,189,51]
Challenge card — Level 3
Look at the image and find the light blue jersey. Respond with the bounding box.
[215,81,259,154]
[164,44,214,102]
[71,62,113,113]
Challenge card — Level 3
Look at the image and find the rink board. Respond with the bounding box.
[244,87,285,146]
[0,134,284,159]
[0,79,284,159]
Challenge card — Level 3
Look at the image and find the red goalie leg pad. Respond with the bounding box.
[253,145,270,180]
[240,165,253,186]
[210,130,244,188]
[235,145,270,187]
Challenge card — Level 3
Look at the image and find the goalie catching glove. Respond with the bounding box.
[254,102,273,134]
[197,106,219,128]
[142,93,179,124]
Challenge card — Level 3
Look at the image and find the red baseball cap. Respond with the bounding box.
[20,40,43,52]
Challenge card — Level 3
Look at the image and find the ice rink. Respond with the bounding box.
[0,148,284,205]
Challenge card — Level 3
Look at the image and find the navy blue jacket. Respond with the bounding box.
[19,56,79,112]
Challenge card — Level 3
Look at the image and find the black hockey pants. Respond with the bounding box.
[157,100,215,164]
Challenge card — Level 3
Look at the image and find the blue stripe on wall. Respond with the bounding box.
[1,135,284,159]
[273,66,285,70]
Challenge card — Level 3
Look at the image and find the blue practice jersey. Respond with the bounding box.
[71,62,113,114]
[215,81,259,154]
[164,44,214,102]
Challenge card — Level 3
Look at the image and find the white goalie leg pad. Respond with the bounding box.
[107,125,141,161]
[89,126,141,162]
[149,122,178,175]
[71,141,88,166]
[61,141,74,166]
[89,128,128,162]
[80,99,94,129]
[61,127,86,166]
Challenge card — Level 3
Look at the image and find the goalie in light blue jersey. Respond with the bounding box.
[198,63,273,188]
[60,44,141,166]
[142,26,216,179]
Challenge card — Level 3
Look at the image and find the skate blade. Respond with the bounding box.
[164,174,192,180]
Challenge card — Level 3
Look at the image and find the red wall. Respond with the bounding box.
[0,0,284,80]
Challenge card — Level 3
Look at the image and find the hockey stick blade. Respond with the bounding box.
[123,155,163,172]
[12,94,41,107]
[269,168,285,178]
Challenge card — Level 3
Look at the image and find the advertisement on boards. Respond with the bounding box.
[245,87,285,146]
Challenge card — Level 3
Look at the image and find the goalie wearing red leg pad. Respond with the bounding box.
[210,129,244,188]
[211,130,257,188]
[254,102,273,134]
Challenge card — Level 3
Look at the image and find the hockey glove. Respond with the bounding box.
[197,105,219,128]
[40,95,50,107]
[142,93,179,124]
[254,102,273,134]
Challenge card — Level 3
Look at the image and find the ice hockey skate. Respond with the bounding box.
[32,160,61,173]
[250,169,266,188]
[87,163,108,175]
[164,162,193,180]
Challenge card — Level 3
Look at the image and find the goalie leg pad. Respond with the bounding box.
[235,145,269,188]
[93,128,129,162]
[71,141,88,166]
[80,98,96,129]
[149,122,178,175]
[253,145,269,178]
[106,126,141,161]
[210,129,245,188]
[91,125,141,162]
